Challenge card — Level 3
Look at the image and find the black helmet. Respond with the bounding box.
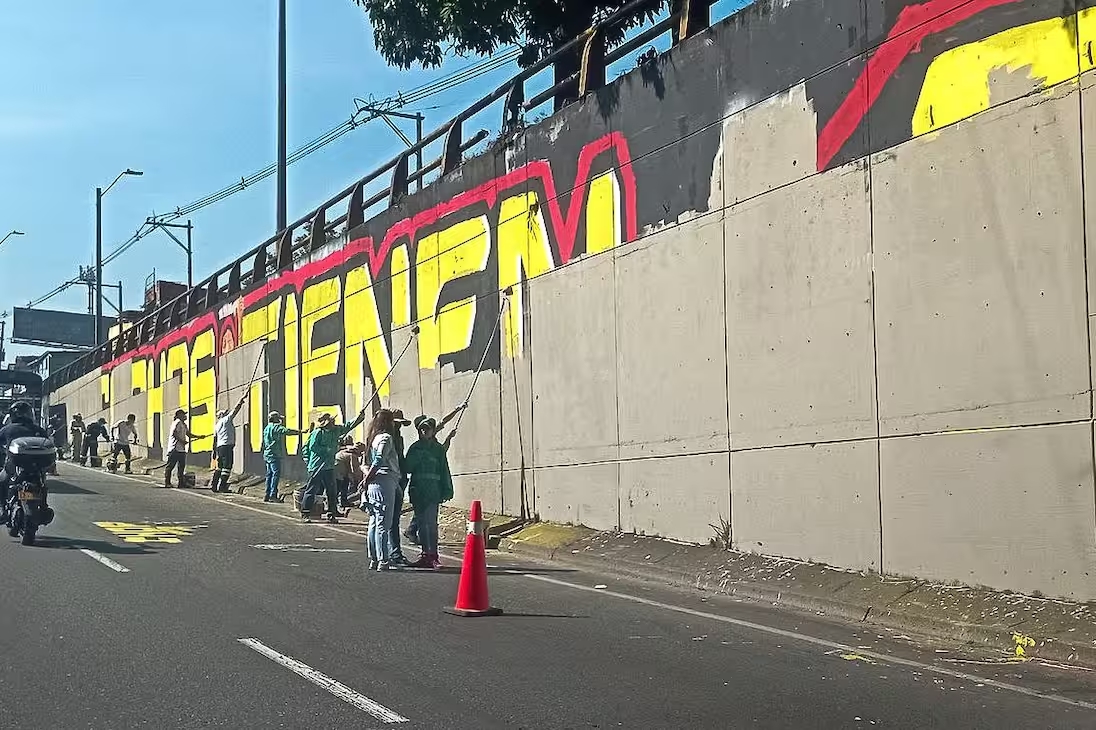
[8,401,32,420]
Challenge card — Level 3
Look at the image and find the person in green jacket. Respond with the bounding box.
[261,411,309,503]
[405,415,455,569]
[299,409,367,522]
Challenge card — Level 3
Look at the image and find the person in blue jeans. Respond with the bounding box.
[261,411,308,503]
[362,409,401,571]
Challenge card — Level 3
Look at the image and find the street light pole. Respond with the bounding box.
[95,186,102,343]
[0,230,24,248]
[94,169,143,345]
[276,0,288,233]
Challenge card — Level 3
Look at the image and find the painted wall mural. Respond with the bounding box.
[91,133,637,471]
[60,0,1088,475]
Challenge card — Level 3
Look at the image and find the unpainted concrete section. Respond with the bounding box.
[726,159,876,450]
[732,440,881,572]
[534,461,620,532]
[880,422,1096,599]
[614,214,729,459]
[872,85,1088,437]
[619,452,730,545]
[529,253,619,468]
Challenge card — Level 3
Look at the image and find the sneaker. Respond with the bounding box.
[410,555,432,568]
[368,559,379,571]
[301,515,313,523]
[376,562,391,572]
[325,514,339,524]
[430,557,443,570]
[389,555,412,567]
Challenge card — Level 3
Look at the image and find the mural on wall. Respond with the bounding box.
[95,133,637,470]
[69,0,1089,476]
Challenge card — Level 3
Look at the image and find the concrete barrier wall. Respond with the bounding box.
[49,0,1096,599]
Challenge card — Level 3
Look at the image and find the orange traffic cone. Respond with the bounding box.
[444,500,503,617]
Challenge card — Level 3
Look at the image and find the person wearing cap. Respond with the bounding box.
[404,414,456,569]
[165,409,207,488]
[261,411,308,503]
[362,408,402,570]
[83,417,109,466]
[402,401,466,544]
[299,408,368,522]
[210,392,248,494]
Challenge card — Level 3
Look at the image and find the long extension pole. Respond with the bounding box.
[453,288,512,432]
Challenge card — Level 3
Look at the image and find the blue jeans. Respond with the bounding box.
[389,485,405,559]
[367,475,398,564]
[416,502,440,556]
[265,458,281,500]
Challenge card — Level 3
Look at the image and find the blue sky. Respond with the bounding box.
[0,0,521,358]
[1,0,750,360]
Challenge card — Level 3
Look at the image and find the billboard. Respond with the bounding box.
[11,307,111,348]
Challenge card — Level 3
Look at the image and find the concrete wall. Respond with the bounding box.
[47,0,1096,599]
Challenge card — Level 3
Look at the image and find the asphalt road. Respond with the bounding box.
[0,464,1094,729]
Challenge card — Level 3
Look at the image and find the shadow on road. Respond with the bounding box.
[47,481,99,495]
[28,535,156,556]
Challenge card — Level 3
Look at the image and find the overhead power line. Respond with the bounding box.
[95,48,523,271]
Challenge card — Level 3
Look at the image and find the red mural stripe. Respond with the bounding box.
[102,133,637,373]
[366,131,637,274]
[815,0,1020,171]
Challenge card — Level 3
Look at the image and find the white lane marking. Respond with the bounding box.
[237,637,408,723]
[521,573,1096,712]
[251,544,355,553]
[68,464,1096,712]
[78,548,131,573]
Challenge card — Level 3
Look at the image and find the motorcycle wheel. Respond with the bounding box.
[20,522,36,546]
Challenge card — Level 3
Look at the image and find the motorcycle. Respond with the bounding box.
[5,437,56,546]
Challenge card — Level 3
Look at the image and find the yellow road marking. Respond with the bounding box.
[94,521,201,544]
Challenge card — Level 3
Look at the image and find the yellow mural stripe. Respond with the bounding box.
[913,9,1096,137]
[94,521,201,545]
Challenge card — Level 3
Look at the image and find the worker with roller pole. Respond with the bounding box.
[210,391,248,493]
[402,401,466,545]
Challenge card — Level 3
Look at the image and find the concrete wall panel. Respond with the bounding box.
[732,441,881,572]
[530,254,619,467]
[441,363,502,477]
[872,87,1088,436]
[615,214,729,459]
[619,453,729,545]
[534,462,619,531]
[502,468,532,519]
[501,347,535,473]
[451,471,503,515]
[727,160,876,449]
[724,83,818,205]
[880,423,1096,599]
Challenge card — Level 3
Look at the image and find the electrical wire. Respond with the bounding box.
[30,48,523,308]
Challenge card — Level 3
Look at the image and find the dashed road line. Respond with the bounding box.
[238,638,408,723]
[78,548,131,573]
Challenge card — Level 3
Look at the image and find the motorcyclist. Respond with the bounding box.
[0,401,49,519]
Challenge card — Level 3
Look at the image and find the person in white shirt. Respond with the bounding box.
[110,413,139,474]
[210,394,247,493]
[165,410,207,488]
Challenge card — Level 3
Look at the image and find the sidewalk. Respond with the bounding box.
[79,457,1096,670]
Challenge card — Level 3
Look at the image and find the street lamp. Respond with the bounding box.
[95,169,143,345]
[0,230,25,248]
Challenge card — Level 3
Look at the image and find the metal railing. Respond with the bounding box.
[47,0,720,393]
